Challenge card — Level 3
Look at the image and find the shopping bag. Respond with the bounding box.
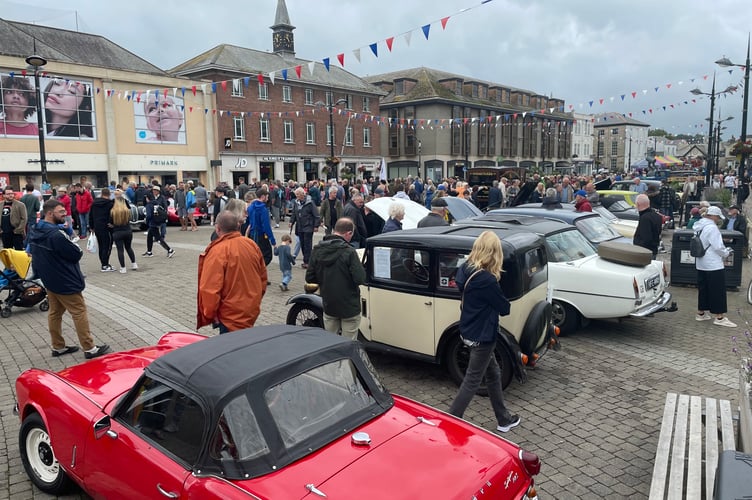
[87,233,98,254]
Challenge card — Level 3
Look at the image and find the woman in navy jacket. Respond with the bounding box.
[447,231,520,433]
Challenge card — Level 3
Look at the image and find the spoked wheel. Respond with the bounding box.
[286,303,324,328]
[19,413,73,494]
[39,300,49,312]
[747,280,752,305]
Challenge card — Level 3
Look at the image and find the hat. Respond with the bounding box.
[690,207,700,215]
[575,189,587,197]
[152,185,161,191]
[729,205,741,211]
[431,197,448,208]
[437,185,446,191]
[706,206,725,219]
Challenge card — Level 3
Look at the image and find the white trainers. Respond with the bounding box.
[695,313,712,321]
[119,267,127,274]
[131,262,139,270]
[496,415,521,433]
[714,317,737,328]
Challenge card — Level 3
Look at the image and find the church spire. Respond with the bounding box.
[271,0,296,57]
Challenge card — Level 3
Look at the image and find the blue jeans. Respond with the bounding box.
[448,341,511,426]
[292,235,300,259]
[281,269,292,286]
[78,213,89,237]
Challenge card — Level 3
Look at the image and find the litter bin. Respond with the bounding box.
[670,229,743,288]
[713,450,752,499]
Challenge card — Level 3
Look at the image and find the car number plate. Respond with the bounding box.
[645,275,660,290]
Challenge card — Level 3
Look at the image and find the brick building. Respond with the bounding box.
[170,0,384,185]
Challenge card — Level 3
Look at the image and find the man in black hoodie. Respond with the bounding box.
[28,199,109,359]
[305,217,366,340]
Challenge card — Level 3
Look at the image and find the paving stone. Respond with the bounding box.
[0,227,747,499]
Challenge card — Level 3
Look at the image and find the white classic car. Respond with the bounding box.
[460,214,676,334]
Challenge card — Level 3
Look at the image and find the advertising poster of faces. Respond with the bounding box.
[0,71,96,140]
[134,93,186,144]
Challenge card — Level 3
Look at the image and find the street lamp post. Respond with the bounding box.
[417,139,422,179]
[716,35,750,181]
[691,74,736,185]
[712,115,734,175]
[318,95,347,182]
[26,53,48,187]
[628,135,632,171]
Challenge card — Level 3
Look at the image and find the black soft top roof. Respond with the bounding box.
[146,325,355,408]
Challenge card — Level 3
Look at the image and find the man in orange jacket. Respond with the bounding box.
[197,211,267,333]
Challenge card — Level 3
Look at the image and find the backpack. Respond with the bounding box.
[689,228,709,258]
[151,203,167,224]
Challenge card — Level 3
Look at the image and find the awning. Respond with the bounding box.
[655,155,683,166]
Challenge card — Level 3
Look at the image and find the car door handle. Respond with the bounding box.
[156,484,179,498]
[424,301,432,305]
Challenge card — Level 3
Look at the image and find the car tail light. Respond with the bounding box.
[662,262,668,280]
[520,353,529,365]
[519,450,541,476]
[632,277,639,299]
[554,326,560,336]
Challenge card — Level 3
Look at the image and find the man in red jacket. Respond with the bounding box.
[75,182,94,238]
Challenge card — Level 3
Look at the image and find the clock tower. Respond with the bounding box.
[271,0,296,57]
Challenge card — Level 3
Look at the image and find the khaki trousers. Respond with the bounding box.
[47,291,95,351]
[323,313,361,341]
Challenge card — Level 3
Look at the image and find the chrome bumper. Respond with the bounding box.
[630,291,676,317]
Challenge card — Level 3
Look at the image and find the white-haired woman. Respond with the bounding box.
[448,231,520,433]
[382,203,405,233]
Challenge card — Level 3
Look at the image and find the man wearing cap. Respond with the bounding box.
[633,194,662,258]
[418,197,450,228]
[694,206,736,327]
[722,205,748,255]
[573,190,592,212]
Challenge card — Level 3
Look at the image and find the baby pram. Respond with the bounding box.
[0,249,48,318]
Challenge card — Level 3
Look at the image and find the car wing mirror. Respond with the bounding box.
[93,415,114,440]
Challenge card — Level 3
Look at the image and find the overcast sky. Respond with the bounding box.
[3,0,752,140]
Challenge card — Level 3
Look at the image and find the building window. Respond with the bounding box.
[362,96,370,112]
[363,127,371,147]
[282,85,292,103]
[305,88,314,105]
[610,157,617,169]
[233,117,245,140]
[482,86,488,99]
[306,122,315,144]
[611,128,619,135]
[345,125,353,146]
[327,124,333,146]
[455,80,462,96]
[395,81,404,95]
[472,83,478,98]
[231,79,243,97]
[325,91,333,106]
[611,140,618,155]
[260,118,270,142]
[284,120,294,143]
[258,83,268,100]
[345,94,353,110]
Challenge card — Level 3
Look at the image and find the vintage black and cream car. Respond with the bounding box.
[287,223,560,391]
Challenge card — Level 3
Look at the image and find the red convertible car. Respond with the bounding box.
[15,325,541,499]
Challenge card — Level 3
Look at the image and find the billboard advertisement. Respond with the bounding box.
[134,93,186,144]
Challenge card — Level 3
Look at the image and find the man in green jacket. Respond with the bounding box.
[305,217,366,340]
